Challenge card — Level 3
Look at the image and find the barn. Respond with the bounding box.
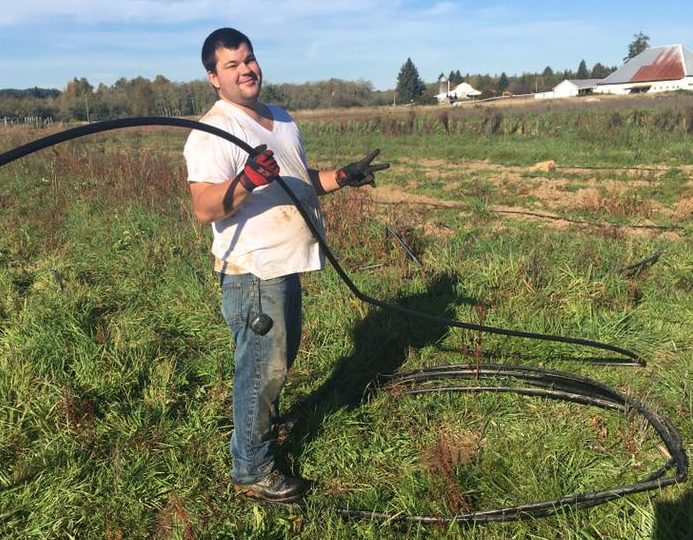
[435,81,481,103]
[595,44,693,95]
[535,79,602,100]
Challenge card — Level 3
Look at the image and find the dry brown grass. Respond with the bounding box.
[673,196,693,220]
[422,426,486,512]
[154,493,195,540]
[575,185,654,218]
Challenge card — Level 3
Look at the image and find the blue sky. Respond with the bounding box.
[1,0,692,91]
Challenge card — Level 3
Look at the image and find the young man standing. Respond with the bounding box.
[183,27,388,504]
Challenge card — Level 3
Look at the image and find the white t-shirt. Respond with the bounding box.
[184,100,325,280]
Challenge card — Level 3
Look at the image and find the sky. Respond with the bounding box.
[1,0,692,91]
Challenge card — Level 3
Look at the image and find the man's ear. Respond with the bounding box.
[207,71,220,91]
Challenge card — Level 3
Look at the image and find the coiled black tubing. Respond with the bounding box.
[0,117,687,524]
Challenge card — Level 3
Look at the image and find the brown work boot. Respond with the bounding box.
[233,470,310,503]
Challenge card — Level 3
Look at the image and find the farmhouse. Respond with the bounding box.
[595,44,693,95]
[435,80,481,103]
[535,78,602,100]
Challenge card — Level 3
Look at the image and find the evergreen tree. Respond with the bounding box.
[540,66,556,89]
[396,57,425,103]
[496,72,509,94]
[447,70,464,85]
[576,59,589,79]
[590,62,611,79]
[625,32,650,62]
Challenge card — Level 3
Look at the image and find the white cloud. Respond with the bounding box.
[419,2,456,17]
[1,0,221,25]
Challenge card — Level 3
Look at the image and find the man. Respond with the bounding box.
[183,27,388,504]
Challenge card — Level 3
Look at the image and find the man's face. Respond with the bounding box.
[208,43,262,106]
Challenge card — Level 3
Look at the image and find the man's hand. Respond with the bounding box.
[336,149,390,188]
[236,144,280,191]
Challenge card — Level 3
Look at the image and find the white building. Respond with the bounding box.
[435,81,481,103]
[595,44,693,95]
[535,79,602,100]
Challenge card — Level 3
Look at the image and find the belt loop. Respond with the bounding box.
[253,274,262,313]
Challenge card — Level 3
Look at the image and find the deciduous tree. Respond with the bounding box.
[625,32,650,62]
[58,77,93,121]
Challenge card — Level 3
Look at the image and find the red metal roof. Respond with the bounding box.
[631,48,684,82]
[600,45,692,85]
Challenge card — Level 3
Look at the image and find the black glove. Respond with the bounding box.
[236,144,280,192]
[336,149,390,188]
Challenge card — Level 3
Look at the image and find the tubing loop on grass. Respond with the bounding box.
[1,117,687,523]
[327,364,687,524]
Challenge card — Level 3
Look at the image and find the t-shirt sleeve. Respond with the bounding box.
[183,116,245,184]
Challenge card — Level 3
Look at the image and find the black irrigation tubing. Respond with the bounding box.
[384,225,423,267]
[342,364,687,524]
[563,164,691,175]
[0,116,687,523]
[371,200,686,231]
[491,209,685,231]
[620,249,662,277]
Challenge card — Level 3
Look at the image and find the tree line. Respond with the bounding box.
[0,76,399,122]
[0,33,653,121]
[0,76,216,123]
[0,59,615,123]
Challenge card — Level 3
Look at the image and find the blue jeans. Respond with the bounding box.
[219,272,302,484]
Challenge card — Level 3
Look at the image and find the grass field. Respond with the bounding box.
[0,94,691,539]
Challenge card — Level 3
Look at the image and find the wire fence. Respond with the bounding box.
[2,116,59,129]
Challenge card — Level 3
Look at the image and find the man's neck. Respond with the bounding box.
[223,98,271,122]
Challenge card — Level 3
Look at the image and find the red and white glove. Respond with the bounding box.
[236,144,280,191]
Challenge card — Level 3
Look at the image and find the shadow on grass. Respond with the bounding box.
[284,272,476,471]
[653,488,693,540]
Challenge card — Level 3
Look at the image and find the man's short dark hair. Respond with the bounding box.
[202,28,254,73]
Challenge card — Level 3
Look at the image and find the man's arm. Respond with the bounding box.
[188,144,280,224]
[308,169,340,196]
[189,178,250,224]
[308,149,390,196]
